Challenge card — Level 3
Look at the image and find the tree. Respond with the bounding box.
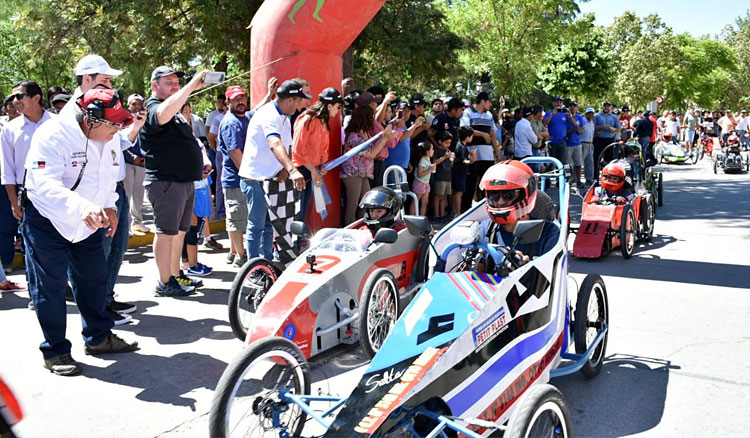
[537,15,614,102]
[441,0,582,104]
[719,11,750,108]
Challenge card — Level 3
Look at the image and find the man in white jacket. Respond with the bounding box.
[23,88,138,376]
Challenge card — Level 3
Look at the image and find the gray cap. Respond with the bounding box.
[150,66,185,82]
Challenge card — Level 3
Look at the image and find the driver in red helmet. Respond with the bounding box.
[477,161,560,269]
[591,162,634,204]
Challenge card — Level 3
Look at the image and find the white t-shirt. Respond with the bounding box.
[238,101,292,180]
[736,116,748,131]
[1,111,54,185]
[205,109,223,132]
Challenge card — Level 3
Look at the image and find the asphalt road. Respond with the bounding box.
[1,157,749,438]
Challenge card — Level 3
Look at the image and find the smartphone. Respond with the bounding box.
[397,110,404,119]
[204,72,226,84]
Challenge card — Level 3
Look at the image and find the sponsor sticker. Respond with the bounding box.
[32,161,45,169]
[472,307,507,350]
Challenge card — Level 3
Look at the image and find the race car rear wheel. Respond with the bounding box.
[415,239,432,283]
[657,173,664,207]
[228,258,280,341]
[574,274,609,378]
[699,146,705,161]
[639,195,655,242]
[359,269,399,360]
[209,337,310,438]
[505,384,572,438]
[619,204,636,259]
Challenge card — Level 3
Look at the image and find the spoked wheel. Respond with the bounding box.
[691,147,699,164]
[228,258,281,341]
[209,337,310,438]
[359,269,399,359]
[713,158,718,174]
[505,384,572,438]
[638,195,655,242]
[657,173,664,207]
[574,274,609,378]
[619,204,636,259]
[699,146,705,161]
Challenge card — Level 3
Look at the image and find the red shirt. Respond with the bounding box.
[649,116,658,142]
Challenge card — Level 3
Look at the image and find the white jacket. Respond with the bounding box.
[25,112,119,243]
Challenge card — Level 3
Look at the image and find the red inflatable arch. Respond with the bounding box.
[250,0,386,230]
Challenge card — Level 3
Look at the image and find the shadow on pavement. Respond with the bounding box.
[555,353,679,437]
[309,343,369,384]
[656,175,750,226]
[0,291,30,310]
[84,351,227,409]
[115,301,234,344]
[124,246,153,264]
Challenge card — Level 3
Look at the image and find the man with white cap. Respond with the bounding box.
[59,54,123,117]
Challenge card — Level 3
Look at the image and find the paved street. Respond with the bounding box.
[1,158,749,438]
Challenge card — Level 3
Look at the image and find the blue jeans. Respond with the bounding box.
[23,203,113,359]
[738,130,749,148]
[296,166,312,223]
[215,150,225,218]
[581,142,594,184]
[241,179,273,260]
[101,183,130,303]
[0,188,17,270]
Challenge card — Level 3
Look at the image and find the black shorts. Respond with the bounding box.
[145,180,195,235]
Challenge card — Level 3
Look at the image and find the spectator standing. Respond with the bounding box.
[413,141,435,216]
[718,110,737,145]
[1,94,21,126]
[340,104,397,224]
[139,66,211,297]
[217,85,251,267]
[205,94,226,134]
[238,80,307,264]
[22,88,139,376]
[459,92,497,209]
[543,97,569,164]
[406,94,430,145]
[666,111,680,144]
[581,107,596,186]
[682,108,698,153]
[427,98,443,124]
[530,105,549,160]
[292,87,344,224]
[736,110,749,148]
[513,107,538,160]
[592,101,621,177]
[633,110,654,161]
[123,94,149,234]
[431,131,455,220]
[619,106,632,141]
[565,102,585,186]
[451,126,475,217]
[50,94,70,113]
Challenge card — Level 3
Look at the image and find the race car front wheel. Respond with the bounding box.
[228,257,280,341]
[505,384,572,438]
[574,274,609,378]
[619,204,636,259]
[209,337,310,438]
[639,196,655,242]
[359,269,399,360]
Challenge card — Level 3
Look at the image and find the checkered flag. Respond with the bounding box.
[262,179,300,265]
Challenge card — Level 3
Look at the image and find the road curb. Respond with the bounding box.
[126,218,227,249]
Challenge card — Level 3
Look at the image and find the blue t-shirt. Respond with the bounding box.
[593,112,621,139]
[566,114,584,147]
[217,112,250,188]
[544,111,570,144]
[385,137,411,169]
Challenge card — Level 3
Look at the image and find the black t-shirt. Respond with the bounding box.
[452,142,470,177]
[633,117,654,139]
[433,147,452,182]
[430,112,460,149]
[139,97,203,182]
[406,114,428,145]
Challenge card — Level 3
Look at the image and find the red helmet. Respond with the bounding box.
[601,162,626,192]
[479,161,537,224]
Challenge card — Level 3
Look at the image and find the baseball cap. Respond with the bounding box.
[127,93,144,105]
[77,88,133,127]
[277,80,312,99]
[622,106,630,111]
[150,66,185,82]
[552,96,563,102]
[225,85,247,101]
[741,109,747,114]
[569,101,578,107]
[74,55,123,76]
[356,91,377,107]
[410,93,426,106]
[522,106,534,117]
[51,94,71,105]
[603,101,612,106]
[319,87,345,105]
[585,107,595,114]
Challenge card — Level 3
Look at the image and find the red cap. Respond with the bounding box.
[77,88,133,127]
[225,85,247,101]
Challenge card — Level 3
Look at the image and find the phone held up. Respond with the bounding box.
[204,72,226,84]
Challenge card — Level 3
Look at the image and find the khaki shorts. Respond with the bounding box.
[434,180,452,195]
[224,187,248,232]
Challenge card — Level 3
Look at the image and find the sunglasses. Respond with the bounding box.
[487,189,521,205]
[12,93,27,101]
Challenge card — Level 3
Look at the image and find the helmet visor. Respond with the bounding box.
[486,189,522,208]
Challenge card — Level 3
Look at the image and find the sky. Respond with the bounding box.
[578,0,748,38]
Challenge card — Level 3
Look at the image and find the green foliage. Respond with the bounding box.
[719,11,750,109]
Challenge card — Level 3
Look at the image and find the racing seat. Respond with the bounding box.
[530,190,557,221]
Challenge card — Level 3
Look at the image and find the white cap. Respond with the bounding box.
[585,107,595,113]
[127,93,144,105]
[74,55,123,76]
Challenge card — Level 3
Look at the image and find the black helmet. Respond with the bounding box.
[359,186,402,232]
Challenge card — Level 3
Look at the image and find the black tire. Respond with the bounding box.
[414,239,431,283]
[619,204,636,259]
[691,147,699,164]
[713,158,718,174]
[574,275,609,378]
[505,384,573,438]
[228,258,280,341]
[359,269,399,360]
[699,146,705,161]
[209,337,310,438]
[639,195,655,242]
[657,173,664,207]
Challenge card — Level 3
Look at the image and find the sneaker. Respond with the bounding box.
[233,254,248,268]
[109,299,136,314]
[155,277,194,297]
[3,265,11,275]
[176,274,202,289]
[106,307,132,325]
[0,281,26,292]
[85,333,139,355]
[187,262,213,277]
[43,353,81,376]
[226,252,236,264]
[203,237,223,250]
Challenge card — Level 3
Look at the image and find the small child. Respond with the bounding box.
[592,162,634,204]
[413,141,435,216]
[432,131,455,220]
[452,126,476,216]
